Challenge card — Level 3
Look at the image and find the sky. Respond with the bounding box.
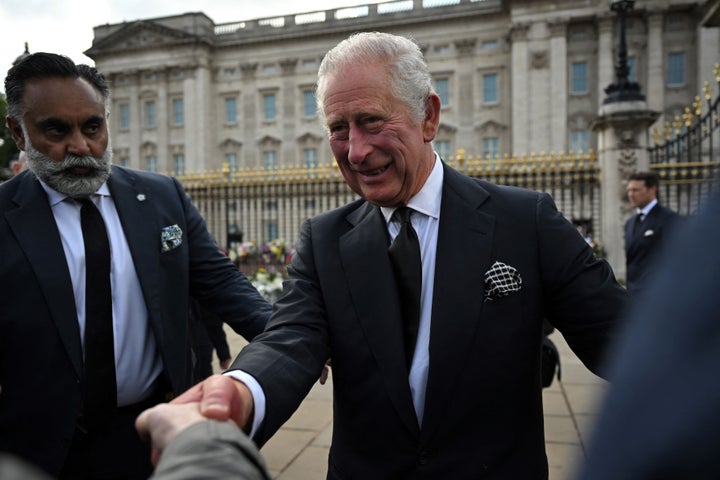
[0,0,384,94]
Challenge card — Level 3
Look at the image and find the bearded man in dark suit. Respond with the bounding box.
[0,53,271,479]
[172,32,627,480]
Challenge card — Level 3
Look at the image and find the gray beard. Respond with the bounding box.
[25,139,112,198]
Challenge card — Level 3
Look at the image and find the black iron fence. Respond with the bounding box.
[181,149,601,258]
[649,64,720,215]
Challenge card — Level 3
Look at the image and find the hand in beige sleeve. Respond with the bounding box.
[135,402,208,466]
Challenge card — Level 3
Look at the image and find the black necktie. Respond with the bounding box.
[79,197,116,430]
[388,207,422,368]
[633,212,644,234]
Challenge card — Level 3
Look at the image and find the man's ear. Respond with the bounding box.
[6,116,26,151]
[421,94,441,143]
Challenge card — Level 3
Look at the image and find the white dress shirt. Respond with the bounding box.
[637,198,658,221]
[40,181,162,406]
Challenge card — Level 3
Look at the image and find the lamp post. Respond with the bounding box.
[603,0,645,104]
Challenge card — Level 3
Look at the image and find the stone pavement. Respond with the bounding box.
[222,329,608,480]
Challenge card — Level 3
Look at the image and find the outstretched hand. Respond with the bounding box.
[171,374,254,430]
[135,402,209,466]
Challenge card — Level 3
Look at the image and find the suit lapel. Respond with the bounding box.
[106,168,161,323]
[422,165,495,440]
[339,203,419,435]
[5,175,83,377]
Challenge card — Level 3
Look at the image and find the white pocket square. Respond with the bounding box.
[161,224,183,252]
[644,229,654,237]
[484,261,522,301]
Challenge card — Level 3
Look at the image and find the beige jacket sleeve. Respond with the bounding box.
[151,421,272,480]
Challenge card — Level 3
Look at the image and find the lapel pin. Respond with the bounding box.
[137,194,146,202]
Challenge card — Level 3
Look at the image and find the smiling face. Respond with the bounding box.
[322,62,440,207]
[7,76,111,196]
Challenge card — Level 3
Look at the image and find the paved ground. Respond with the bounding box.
[222,329,608,480]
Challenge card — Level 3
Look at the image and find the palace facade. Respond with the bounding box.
[86,0,720,175]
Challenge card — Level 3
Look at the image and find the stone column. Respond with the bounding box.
[646,11,664,124]
[593,101,659,279]
[510,23,530,153]
[597,15,614,103]
[127,72,141,169]
[549,19,568,153]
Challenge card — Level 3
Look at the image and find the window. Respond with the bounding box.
[303,89,316,117]
[481,40,497,49]
[119,103,130,129]
[225,97,237,124]
[146,156,157,172]
[482,73,498,104]
[667,52,685,86]
[263,151,277,171]
[304,148,318,170]
[145,101,156,127]
[225,153,238,172]
[627,57,637,83]
[172,99,184,126]
[434,140,451,160]
[119,157,129,167]
[173,154,185,176]
[569,130,589,154]
[482,137,499,160]
[435,78,450,107]
[263,93,276,121]
[571,62,588,94]
[266,222,278,241]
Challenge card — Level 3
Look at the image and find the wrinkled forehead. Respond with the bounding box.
[20,76,106,121]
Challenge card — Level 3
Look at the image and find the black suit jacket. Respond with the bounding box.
[0,166,270,475]
[233,163,627,479]
[624,202,679,296]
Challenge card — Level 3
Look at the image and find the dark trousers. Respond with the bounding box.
[59,378,171,480]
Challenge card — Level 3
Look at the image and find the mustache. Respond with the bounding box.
[50,154,106,173]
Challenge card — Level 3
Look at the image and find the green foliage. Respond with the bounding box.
[0,93,19,168]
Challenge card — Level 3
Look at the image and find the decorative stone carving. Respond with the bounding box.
[280,58,298,75]
[240,63,258,79]
[509,23,530,43]
[530,50,548,69]
[454,38,477,56]
[548,18,568,37]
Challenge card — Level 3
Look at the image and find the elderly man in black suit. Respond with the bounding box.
[172,32,627,479]
[624,171,679,296]
[0,53,271,479]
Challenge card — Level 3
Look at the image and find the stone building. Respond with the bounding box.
[85,0,719,176]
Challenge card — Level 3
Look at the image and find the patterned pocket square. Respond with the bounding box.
[161,224,183,252]
[484,261,522,301]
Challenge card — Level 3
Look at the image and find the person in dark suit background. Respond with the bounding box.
[189,298,233,382]
[578,193,719,480]
[173,32,627,479]
[0,53,271,479]
[624,171,679,296]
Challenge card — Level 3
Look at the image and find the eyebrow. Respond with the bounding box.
[37,115,105,130]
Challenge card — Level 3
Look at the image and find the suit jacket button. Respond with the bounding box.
[417,451,429,465]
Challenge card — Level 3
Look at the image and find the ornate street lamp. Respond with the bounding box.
[604,0,646,104]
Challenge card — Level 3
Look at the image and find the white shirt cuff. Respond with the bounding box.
[223,370,266,438]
